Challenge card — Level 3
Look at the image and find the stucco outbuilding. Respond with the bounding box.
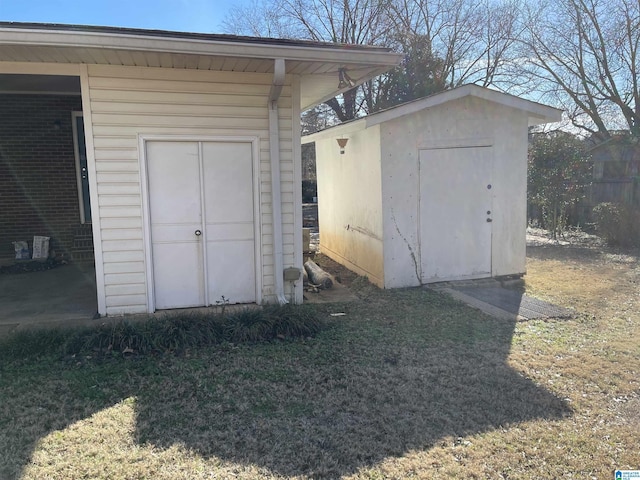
[303,85,562,288]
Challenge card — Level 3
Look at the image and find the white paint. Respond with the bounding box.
[202,141,257,304]
[145,140,257,310]
[268,58,287,305]
[419,146,493,282]
[0,25,400,67]
[85,65,287,314]
[0,29,398,314]
[314,125,385,286]
[305,86,556,289]
[79,64,106,315]
[381,96,529,287]
[147,141,205,309]
[354,84,561,128]
[290,74,304,304]
[0,25,401,111]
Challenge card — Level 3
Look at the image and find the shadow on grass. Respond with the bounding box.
[2,290,571,479]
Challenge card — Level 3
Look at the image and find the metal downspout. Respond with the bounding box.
[269,58,288,304]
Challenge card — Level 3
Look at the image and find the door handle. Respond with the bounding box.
[486,218,492,223]
[195,229,202,236]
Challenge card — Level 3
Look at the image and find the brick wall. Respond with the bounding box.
[0,94,88,263]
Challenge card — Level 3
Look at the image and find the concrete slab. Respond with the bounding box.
[455,286,573,319]
[428,279,573,321]
[0,263,98,334]
[439,287,523,321]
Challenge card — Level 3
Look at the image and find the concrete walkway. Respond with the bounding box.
[0,263,98,335]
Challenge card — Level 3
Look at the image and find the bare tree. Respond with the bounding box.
[388,0,521,89]
[301,105,337,135]
[223,0,393,121]
[517,0,640,139]
[223,0,519,120]
[222,0,291,38]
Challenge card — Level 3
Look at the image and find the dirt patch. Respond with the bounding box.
[302,253,371,304]
[308,253,363,290]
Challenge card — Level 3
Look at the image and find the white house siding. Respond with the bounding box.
[316,125,384,286]
[380,96,529,287]
[85,65,295,315]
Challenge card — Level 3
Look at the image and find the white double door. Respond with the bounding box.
[419,146,494,283]
[147,141,256,309]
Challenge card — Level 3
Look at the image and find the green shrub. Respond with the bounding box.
[266,304,324,338]
[0,304,324,361]
[592,202,640,247]
[527,132,592,238]
[223,308,272,343]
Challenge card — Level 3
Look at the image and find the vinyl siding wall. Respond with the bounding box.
[84,64,294,315]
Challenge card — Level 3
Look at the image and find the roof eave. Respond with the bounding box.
[302,84,563,140]
[302,118,368,143]
[0,23,402,111]
[301,65,394,111]
[366,84,563,127]
[0,25,401,68]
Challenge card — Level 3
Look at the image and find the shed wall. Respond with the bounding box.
[380,96,529,287]
[84,65,295,314]
[315,125,384,286]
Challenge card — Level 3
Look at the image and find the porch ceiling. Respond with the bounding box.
[0,23,401,110]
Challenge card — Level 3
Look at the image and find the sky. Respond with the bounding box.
[0,0,250,34]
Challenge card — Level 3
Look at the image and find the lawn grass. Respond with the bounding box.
[1,245,639,479]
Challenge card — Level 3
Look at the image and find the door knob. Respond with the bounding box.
[195,229,202,236]
[486,218,492,222]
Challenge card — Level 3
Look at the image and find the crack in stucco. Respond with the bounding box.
[391,209,421,284]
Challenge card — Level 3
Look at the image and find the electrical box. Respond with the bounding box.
[283,267,301,281]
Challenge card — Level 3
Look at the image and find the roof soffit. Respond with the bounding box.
[0,24,401,109]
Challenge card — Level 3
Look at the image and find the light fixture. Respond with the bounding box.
[338,68,355,89]
[337,137,349,154]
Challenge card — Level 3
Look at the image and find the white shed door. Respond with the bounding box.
[147,141,256,310]
[419,147,493,282]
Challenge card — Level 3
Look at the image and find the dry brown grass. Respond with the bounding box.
[1,243,639,479]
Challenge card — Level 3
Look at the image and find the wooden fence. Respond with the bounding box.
[571,178,640,224]
[586,179,640,207]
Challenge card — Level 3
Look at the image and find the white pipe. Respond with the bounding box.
[269,58,288,305]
